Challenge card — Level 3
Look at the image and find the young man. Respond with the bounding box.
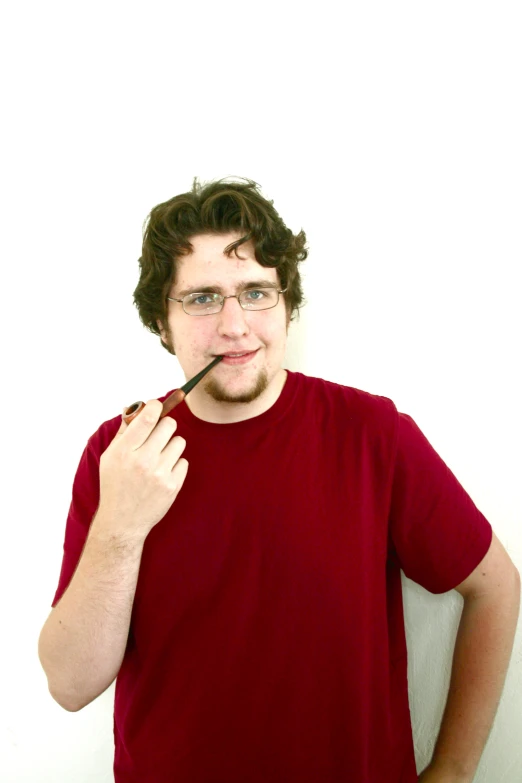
[38,178,520,783]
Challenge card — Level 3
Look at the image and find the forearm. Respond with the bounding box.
[38,513,146,712]
[429,570,521,781]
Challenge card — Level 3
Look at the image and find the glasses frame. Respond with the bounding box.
[167,287,288,316]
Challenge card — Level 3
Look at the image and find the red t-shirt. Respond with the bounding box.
[52,370,492,783]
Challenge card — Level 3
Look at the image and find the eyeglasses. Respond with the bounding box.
[167,287,288,316]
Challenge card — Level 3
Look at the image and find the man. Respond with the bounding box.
[38,177,520,783]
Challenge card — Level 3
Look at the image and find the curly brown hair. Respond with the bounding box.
[133,176,309,354]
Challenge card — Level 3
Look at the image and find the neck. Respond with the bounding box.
[184,368,287,424]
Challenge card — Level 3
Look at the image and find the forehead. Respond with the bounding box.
[176,232,279,284]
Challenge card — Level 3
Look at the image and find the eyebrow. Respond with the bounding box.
[176,280,279,298]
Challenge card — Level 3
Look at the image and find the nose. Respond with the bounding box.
[216,295,250,339]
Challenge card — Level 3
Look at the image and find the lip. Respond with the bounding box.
[216,349,259,365]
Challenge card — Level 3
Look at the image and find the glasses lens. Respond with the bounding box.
[183,288,279,315]
[184,293,223,315]
[239,288,279,310]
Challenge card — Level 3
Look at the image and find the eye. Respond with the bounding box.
[189,293,221,306]
[244,289,265,300]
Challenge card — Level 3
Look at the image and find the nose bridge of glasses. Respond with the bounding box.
[178,288,279,315]
[221,292,249,313]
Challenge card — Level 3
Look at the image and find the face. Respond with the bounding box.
[157,232,290,407]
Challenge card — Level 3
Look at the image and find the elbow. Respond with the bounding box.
[49,687,85,712]
[39,645,87,713]
[49,688,85,712]
[43,669,89,712]
[38,627,116,713]
[44,671,110,713]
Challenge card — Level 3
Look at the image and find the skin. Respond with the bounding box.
[157,231,292,424]
[38,232,293,711]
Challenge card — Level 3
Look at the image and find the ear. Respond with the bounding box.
[156,319,167,342]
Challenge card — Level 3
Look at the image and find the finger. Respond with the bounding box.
[109,408,132,443]
[119,400,164,450]
[169,457,189,493]
[140,415,180,455]
[161,433,187,470]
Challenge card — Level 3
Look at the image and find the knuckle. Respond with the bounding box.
[134,456,149,475]
[152,467,165,483]
[142,400,161,421]
[140,412,158,427]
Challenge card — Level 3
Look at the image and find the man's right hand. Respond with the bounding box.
[96,400,189,540]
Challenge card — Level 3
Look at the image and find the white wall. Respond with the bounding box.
[2,2,521,781]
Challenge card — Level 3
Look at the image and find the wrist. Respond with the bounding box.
[89,509,148,550]
[423,759,473,783]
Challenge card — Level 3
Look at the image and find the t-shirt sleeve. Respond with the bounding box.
[389,412,493,594]
[51,435,102,607]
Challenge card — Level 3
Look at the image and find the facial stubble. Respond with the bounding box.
[163,326,270,404]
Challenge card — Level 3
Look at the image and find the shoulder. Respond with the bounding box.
[294,371,399,431]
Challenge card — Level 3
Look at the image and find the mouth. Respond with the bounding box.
[217,349,260,365]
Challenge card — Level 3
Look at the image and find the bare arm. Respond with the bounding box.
[420,568,521,782]
[38,517,146,711]
[38,400,189,712]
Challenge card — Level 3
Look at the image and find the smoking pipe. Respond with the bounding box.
[123,355,224,425]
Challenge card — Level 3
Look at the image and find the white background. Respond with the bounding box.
[1,1,521,781]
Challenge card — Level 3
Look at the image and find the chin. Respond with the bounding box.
[204,368,270,404]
